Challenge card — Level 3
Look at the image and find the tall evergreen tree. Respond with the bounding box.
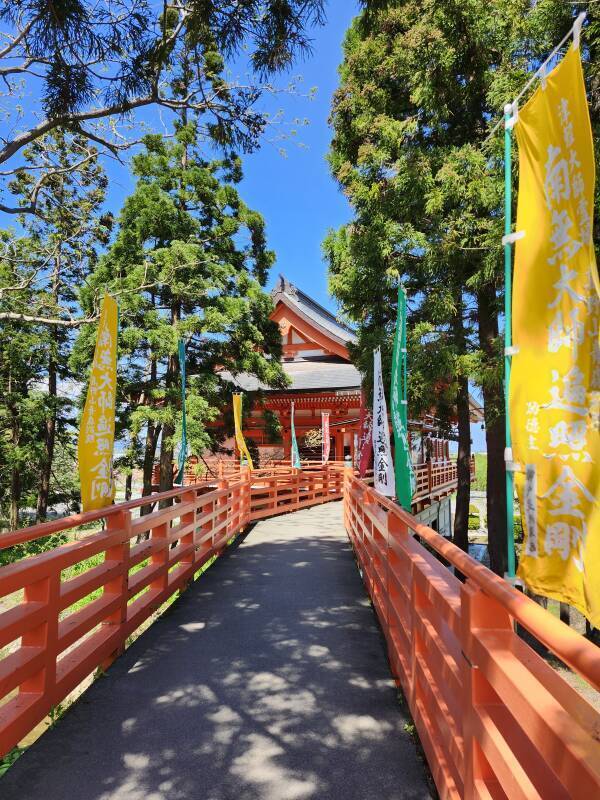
[0,1,325,215]
[325,0,578,573]
[0,234,48,528]
[74,121,286,500]
[7,133,111,519]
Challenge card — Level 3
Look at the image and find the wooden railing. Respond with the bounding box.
[153,455,472,507]
[4,465,600,799]
[343,471,600,799]
[413,455,476,502]
[0,466,343,756]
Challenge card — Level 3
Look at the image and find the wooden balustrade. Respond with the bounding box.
[343,470,600,799]
[0,466,344,757]
[4,463,599,800]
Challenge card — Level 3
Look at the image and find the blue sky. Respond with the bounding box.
[2,1,487,451]
[93,0,359,313]
[236,1,359,307]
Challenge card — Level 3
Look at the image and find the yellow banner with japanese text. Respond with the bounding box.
[78,295,118,512]
[233,393,254,470]
[511,45,600,623]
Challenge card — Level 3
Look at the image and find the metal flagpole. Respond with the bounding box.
[503,104,516,580]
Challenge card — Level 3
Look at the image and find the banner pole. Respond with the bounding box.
[504,104,516,579]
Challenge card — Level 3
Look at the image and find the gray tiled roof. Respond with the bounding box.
[220,357,361,393]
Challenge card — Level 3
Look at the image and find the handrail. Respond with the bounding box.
[362,482,600,690]
[0,480,245,550]
[343,471,600,799]
[0,465,343,758]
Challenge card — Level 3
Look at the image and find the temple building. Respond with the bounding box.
[214,275,481,534]
[223,274,363,462]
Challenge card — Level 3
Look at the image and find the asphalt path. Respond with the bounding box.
[2,501,431,800]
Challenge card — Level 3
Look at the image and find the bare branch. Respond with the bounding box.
[0,311,98,327]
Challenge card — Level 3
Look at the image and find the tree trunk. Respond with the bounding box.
[139,353,160,516]
[9,397,20,530]
[140,422,161,516]
[125,471,132,501]
[37,331,57,520]
[477,286,507,576]
[37,248,61,521]
[452,296,471,553]
[453,372,471,553]
[158,306,181,507]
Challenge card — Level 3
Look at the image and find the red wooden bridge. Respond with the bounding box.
[1,465,599,798]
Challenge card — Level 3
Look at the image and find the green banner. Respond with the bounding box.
[390,285,415,510]
[291,401,301,469]
[175,340,188,484]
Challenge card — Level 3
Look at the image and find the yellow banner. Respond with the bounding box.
[511,45,600,623]
[233,394,254,470]
[78,295,118,512]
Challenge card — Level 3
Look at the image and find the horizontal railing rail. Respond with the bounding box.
[4,463,599,800]
[343,470,600,799]
[0,465,343,757]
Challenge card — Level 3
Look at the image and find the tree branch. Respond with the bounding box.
[0,311,98,327]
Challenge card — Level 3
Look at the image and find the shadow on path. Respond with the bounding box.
[2,502,431,800]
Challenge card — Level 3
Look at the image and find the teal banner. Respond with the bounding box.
[175,340,188,484]
[390,285,415,510]
[290,401,301,469]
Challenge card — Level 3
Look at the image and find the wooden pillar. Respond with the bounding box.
[283,427,291,459]
[335,429,343,461]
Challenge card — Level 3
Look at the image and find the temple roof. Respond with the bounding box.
[271,274,357,348]
[220,355,362,393]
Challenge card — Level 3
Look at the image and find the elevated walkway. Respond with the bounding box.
[0,503,431,800]
[2,465,600,798]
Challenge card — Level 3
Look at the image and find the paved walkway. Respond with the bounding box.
[2,502,431,800]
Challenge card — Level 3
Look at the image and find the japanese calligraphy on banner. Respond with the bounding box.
[511,45,600,623]
[78,294,118,512]
[321,412,330,464]
[233,394,254,470]
[357,389,373,477]
[372,348,395,497]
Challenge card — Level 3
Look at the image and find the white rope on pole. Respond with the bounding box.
[484,12,586,144]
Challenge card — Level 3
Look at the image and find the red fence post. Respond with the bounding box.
[101,509,132,669]
[461,580,513,799]
[180,490,197,580]
[217,478,229,544]
[21,572,60,702]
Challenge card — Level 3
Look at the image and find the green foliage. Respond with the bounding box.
[0,747,23,777]
[74,120,287,491]
[324,0,591,574]
[0,132,109,526]
[0,531,69,567]
[0,1,326,201]
[473,453,488,491]
[514,515,524,543]
[264,409,283,443]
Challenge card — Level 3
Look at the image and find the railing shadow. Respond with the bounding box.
[0,503,430,800]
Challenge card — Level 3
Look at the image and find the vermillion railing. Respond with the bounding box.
[3,465,600,799]
[343,470,600,799]
[0,466,343,756]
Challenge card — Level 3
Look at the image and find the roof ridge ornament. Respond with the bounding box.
[274,273,298,299]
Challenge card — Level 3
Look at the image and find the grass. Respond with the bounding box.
[0,747,24,777]
[473,453,487,491]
